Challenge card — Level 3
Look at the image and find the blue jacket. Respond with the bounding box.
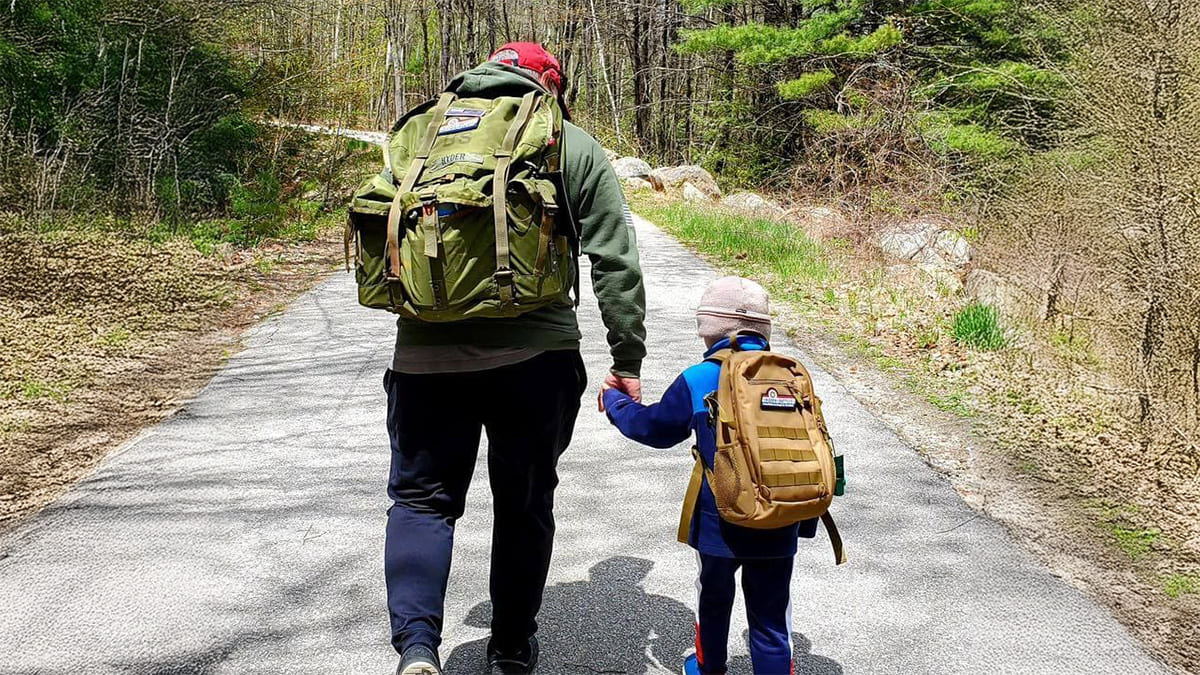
[603,336,819,559]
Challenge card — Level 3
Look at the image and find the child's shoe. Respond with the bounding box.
[683,653,701,675]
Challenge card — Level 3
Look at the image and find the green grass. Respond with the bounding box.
[926,389,975,416]
[634,200,835,287]
[952,303,1007,351]
[1108,525,1160,559]
[1162,573,1200,599]
[1092,502,1161,560]
[14,377,71,403]
[1001,389,1044,415]
[96,327,132,349]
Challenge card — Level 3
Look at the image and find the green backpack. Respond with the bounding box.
[346,89,574,320]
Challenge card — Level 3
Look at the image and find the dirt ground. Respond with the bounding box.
[0,227,341,530]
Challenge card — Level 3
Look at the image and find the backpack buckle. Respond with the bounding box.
[494,267,515,284]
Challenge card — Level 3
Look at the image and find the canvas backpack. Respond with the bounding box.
[678,332,846,564]
[345,88,574,321]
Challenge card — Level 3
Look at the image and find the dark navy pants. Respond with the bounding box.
[383,350,586,655]
[695,553,794,675]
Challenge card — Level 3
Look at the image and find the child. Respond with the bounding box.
[601,276,842,675]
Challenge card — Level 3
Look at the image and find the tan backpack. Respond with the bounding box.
[677,332,846,564]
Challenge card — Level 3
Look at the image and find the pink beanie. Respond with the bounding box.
[696,276,772,345]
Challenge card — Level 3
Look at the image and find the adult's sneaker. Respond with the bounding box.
[396,644,442,675]
[486,635,539,674]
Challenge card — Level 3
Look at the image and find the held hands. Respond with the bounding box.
[597,372,642,412]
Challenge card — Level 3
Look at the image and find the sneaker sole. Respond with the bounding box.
[399,660,441,675]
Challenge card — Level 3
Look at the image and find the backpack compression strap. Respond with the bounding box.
[492,91,540,307]
[822,512,847,565]
[386,92,457,280]
[677,446,712,544]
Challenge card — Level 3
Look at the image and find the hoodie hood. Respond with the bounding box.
[446,62,571,119]
[448,62,548,99]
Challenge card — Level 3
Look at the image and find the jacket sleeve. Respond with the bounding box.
[563,124,647,378]
[603,374,693,449]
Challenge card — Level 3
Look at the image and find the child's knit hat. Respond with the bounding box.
[696,276,772,345]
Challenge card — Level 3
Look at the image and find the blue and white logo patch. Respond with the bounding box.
[438,108,485,135]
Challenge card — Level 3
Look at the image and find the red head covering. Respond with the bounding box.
[488,42,563,92]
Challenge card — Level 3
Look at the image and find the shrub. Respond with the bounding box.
[952,303,1006,350]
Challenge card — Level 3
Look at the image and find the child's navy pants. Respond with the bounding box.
[382,351,586,655]
[695,553,794,674]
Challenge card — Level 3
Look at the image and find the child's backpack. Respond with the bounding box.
[678,331,846,564]
[345,88,574,321]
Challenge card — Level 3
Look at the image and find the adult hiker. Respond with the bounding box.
[346,43,646,675]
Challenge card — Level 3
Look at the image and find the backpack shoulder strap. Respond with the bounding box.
[705,348,732,366]
[386,92,457,279]
[492,91,541,307]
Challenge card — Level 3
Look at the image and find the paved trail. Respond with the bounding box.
[0,217,1167,674]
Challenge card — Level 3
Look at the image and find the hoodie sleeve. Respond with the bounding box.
[603,374,693,449]
[563,123,647,378]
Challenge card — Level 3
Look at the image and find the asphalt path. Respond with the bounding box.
[0,216,1168,674]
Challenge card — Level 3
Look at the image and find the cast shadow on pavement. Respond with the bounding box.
[728,631,843,675]
[443,556,842,675]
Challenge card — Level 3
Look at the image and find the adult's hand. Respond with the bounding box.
[598,372,641,412]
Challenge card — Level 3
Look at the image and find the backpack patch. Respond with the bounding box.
[761,387,796,411]
[438,107,485,135]
[426,152,485,174]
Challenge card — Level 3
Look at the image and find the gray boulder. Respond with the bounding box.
[611,156,652,179]
[877,221,971,269]
[682,182,712,203]
[650,165,721,198]
[965,269,1025,317]
[797,205,850,240]
[622,176,654,192]
[934,231,972,267]
[722,192,787,221]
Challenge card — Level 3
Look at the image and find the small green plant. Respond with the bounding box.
[97,327,132,349]
[1109,525,1159,560]
[253,255,276,275]
[1002,389,1044,415]
[926,389,974,417]
[19,378,70,402]
[876,355,905,372]
[1093,504,1161,561]
[1162,574,1199,599]
[952,303,1007,351]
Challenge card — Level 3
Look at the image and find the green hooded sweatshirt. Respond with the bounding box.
[390,63,648,377]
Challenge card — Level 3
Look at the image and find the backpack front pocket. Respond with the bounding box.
[505,177,571,306]
[397,185,495,317]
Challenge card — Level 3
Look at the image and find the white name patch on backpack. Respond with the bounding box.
[438,108,485,135]
[761,388,797,411]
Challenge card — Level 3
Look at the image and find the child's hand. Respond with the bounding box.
[598,379,614,412]
[598,373,641,412]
